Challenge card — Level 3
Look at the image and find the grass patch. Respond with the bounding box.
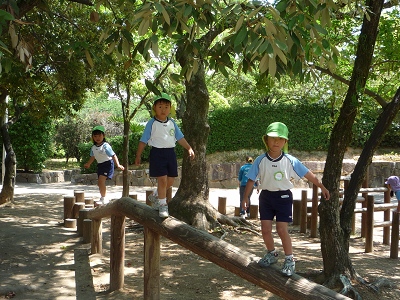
[43,158,80,171]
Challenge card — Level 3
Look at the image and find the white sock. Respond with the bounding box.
[159,198,167,206]
[285,254,293,260]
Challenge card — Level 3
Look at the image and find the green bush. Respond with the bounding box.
[207,103,331,153]
[9,113,54,172]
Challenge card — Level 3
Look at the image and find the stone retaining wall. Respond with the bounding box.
[14,161,400,188]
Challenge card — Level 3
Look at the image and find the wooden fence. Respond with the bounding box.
[83,197,350,300]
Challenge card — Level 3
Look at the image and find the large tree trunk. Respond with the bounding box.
[169,53,216,229]
[319,0,385,287]
[170,30,238,230]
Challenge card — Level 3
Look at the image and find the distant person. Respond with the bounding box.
[385,175,400,212]
[84,125,124,204]
[242,122,330,277]
[135,92,195,218]
[238,156,254,218]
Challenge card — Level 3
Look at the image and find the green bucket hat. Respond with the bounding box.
[263,122,289,153]
[152,92,176,117]
[266,122,289,139]
[92,125,105,133]
[153,92,171,103]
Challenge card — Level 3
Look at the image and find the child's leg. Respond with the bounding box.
[260,220,275,251]
[157,175,168,199]
[276,222,292,255]
[98,175,107,198]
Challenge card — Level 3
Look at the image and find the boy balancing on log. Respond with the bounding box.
[242,122,330,276]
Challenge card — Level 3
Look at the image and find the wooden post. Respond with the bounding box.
[78,208,91,237]
[73,202,85,219]
[300,190,308,234]
[146,190,153,206]
[167,187,172,203]
[74,189,85,203]
[310,184,319,238]
[64,218,76,228]
[91,218,102,255]
[129,194,138,200]
[85,197,94,209]
[63,196,75,221]
[383,189,391,245]
[390,210,399,259]
[144,227,160,299]
[82,219,92,244]
[365,195,374,253]
[361,173,369,238]
[249,205,258,220]
[234,207,241,216]
[292,199,301,225]
[218,197,227,215]
[110,215,125,291]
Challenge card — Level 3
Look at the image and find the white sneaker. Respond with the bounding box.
[159,204,169,218]
[103,198,109,204]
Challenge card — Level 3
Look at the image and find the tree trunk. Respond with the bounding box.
[170,52,216,229]
[319,0,385,287]
[0,122,16,205]
[122,117,130,197]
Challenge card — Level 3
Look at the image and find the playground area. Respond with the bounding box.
[0,182,399,299]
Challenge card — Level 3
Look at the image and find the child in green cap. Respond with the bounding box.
[84,125,124,204]
[135,93,195,218]
[242,122,330,276]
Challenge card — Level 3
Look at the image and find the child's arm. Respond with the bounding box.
[112,155,124,170]
[177,138,195,159]
[242,179,255,211]
[84,156,95,169]
[135,141,147,165]
[304,171,330,200]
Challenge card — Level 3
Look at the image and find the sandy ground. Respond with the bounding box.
[0,182,400,299]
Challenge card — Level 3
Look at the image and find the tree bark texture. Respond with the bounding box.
[319,0,385,285]
[170,37,215,229]
[0,121,16,205]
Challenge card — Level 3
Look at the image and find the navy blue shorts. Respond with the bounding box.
[97,160,114,179]
[149,147,178,178]
[259,190,293,222]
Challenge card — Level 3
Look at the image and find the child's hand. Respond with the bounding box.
[135,157,141,165]
[321,187,330,200]
[84,163,90,169]
[188,148,195,160]
[117,164,125,171]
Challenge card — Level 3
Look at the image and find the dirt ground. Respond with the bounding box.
[1,183,400,300]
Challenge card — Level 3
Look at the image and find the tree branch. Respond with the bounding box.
[314,65,388,108]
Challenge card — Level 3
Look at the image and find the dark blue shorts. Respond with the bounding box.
[97,160,114,179]
[259,190,293,222]
[149,147,178,178]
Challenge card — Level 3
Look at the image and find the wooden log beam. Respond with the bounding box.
[87,198,350,300]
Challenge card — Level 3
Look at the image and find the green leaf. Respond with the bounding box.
[145,79,159,95]
[234,26,247,48]
[275,0,288,13]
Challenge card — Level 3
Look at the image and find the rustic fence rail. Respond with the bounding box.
[84,197,350,300]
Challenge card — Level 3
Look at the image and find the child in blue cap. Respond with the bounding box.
[135,93,195,218]
[385,175,400,212]
[84,125,124,204]
[242,122,330,276]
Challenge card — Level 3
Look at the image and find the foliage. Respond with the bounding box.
[8,113,54,173]
[54,116,92,162]
[207,103,332,153]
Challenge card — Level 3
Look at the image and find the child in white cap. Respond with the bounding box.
[242,122,330,276]
[385,175,400,212]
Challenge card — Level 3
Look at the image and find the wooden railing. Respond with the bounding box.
[85,197,350,300]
